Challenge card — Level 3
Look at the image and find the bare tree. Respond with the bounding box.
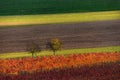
[27,42,41,57]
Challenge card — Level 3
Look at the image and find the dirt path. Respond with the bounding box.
[0,20,120,53]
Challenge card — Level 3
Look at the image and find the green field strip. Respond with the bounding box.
[0,46,120,59]
[0,0,120,15]
[0,11,120,27]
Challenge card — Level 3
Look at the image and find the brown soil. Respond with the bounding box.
[0,20,120,53]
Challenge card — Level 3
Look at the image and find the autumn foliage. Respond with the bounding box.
[47,38,62,55]
[0,62,119,80]
[0,52,119,75]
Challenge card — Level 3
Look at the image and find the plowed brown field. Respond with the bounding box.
[0,20,120,53]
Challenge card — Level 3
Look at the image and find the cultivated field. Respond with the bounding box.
[0,11,120,26]
[0,20,120,53]
[0,52,120,80]
[0,0,120,80]
[1,62,120,80]
[0,0,120,15]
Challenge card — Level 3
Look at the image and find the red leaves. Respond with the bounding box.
[0,52,119,75]
[0,62,119,80]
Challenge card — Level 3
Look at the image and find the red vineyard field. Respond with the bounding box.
[0,62,120,80]
[0,52,119,75]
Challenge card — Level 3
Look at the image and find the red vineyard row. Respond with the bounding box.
[0,62,120,80]
[0,52,120,74]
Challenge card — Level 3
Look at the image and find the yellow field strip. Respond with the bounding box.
[0,11,120,27]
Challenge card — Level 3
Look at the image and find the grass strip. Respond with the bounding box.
[0,46,120,59]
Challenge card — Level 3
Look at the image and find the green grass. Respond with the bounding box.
[0,11,120,27]
[0,0,120,15]
[0,46,120,59]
